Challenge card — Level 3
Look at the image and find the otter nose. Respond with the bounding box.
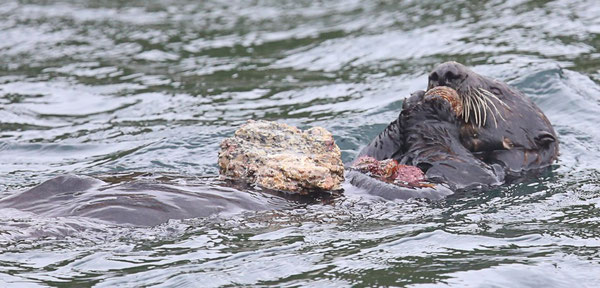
[428,62,466,89]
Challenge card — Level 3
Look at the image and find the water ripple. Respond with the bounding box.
[1,0,600,286]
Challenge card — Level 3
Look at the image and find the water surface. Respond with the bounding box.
[1,0,600,286]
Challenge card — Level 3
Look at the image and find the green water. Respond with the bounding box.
[1,0,600,286]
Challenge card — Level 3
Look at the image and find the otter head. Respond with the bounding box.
[425,61,558,169]
[427,61,512,129]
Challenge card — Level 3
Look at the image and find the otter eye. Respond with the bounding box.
[445,71,459,80]
[489,86,501,95]
[429,72,439,81]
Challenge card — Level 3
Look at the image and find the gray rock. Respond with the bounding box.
[218,120,344,194]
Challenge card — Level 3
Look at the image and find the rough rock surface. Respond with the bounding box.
[218,120,344,194]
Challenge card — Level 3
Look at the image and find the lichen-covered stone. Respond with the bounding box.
[218,120,344,194]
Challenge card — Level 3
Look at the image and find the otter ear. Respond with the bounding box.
[535,131,556,147]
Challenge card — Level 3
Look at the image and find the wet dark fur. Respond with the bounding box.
[0,175,298,226]
[359,62,558,191]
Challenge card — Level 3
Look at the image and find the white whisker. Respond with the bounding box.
[477,90,489,126]
[480,88,510,109]
[455,82,510,128]
[463,92,471,123]
[478,88,507,128]
[473,93,481,126]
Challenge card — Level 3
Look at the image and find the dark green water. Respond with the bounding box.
[1,0,600,286]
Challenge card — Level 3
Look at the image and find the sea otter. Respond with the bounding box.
[0,62,559,227]
[357,61,558,191]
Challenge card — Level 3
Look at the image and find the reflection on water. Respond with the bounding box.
[1,0,600,286]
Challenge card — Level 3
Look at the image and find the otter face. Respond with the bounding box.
[425,61,559,170]
[427,61,511,128]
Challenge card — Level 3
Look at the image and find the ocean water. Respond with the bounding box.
[1,0,600,286]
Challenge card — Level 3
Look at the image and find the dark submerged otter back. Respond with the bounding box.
[0,175,296,226]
